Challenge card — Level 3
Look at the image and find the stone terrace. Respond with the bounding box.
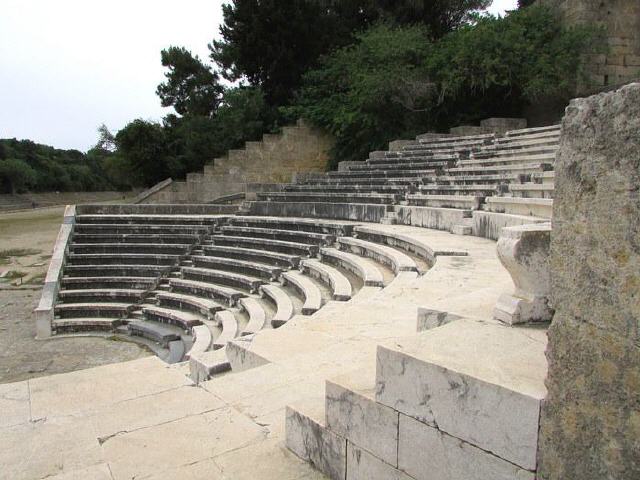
[247,123,559,239]
[11,123,559,479]
[4,224,549,479]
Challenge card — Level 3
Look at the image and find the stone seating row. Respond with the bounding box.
[53,213,432,374]
[245,125,560,221]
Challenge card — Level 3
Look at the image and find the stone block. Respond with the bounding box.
[625,54,640,66]
[398,414,534,480]
[451,224,472,235]
[388,139,417,151]
[286,402,346,480]
[480,117,527,135]
[471,210,548,241]
[369,150,387,159]
[449,125,486,136]
[494,223,553,325]
[416,132,450,142]
[325,371,399,466]
[416,308,461,331]
[375,320,547,470]
[539,82,640,480]
[395,205,467,232]
[337,161,365,172]
[346,443,413,480]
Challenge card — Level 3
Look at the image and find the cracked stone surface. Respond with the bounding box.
[398,413,534,480]
[375,319,547,470]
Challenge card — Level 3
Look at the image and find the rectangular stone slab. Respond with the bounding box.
[398,414,535,480]
[375,319,547,470]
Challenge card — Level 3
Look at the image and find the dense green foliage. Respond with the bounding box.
[287,5,598,167]
[157,47,223,117]
[112,85,272,187]
[0,139,112,194]
[211,0,490,106]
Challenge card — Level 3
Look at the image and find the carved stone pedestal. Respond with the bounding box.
[494,223,553,325]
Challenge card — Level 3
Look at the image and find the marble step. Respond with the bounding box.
[300,259,352,301]
[286,398,346,480]
[374,319,547,471]
[320,248,385,288]
[281,270,323,315]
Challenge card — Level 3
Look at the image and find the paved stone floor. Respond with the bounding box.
[0,226,547,479]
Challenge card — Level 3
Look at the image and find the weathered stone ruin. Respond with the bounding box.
[6,81,636,480]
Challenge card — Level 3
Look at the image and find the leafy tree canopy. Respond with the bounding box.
[157,46,224,117]
[0,138,113,193]
[0,158,37,194]
[211,0,489,106]
[115,119,169,187]
[288,5,599,167]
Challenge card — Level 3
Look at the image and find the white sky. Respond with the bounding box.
[0,0,517,152]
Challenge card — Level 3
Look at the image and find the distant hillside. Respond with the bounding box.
[0,138,114,194]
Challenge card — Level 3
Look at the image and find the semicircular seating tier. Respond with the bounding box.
[247,124,559,239]
[32,123,561,479]
[47,204,445,377]
[38,124,559,381]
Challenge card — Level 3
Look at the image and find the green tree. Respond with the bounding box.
[0,138,115,193]
[371,0,491,37]
[290,6,599,167]
[210,0,375,106]
[285,23,436,167]
[95,124,117,152]
[211,0,491,106]
[213,86,270,150]
[115,120,169,186]
[157,46,223,117]
[0,158,37,193]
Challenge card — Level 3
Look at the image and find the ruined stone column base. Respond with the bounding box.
[494,223,553,325]
[494,293,553,326]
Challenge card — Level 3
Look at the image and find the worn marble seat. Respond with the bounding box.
[181,266,265,294]
[320,248,385,288]
[260,284,295,327]
[219,225,335,246]
[191,255,283,281]
[281,270,323,315]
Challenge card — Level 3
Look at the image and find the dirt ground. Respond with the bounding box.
[0,207,150,384]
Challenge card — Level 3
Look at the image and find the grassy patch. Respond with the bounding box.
[0,248,42,260]
[27,272,46,285]
[4,270,27,280]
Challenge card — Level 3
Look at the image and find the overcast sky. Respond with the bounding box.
[0,0,518,152]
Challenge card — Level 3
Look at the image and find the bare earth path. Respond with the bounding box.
[0,207,149,384]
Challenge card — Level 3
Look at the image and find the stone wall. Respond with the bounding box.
[538,83,640,479]
[143,119,334,204]
[538,0,640,89]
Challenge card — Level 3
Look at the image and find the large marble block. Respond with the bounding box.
[325,372,399,466]
[346,443,413,480]
[375,322,546,470]
[398,414,535,480]
[286,403,346,480]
